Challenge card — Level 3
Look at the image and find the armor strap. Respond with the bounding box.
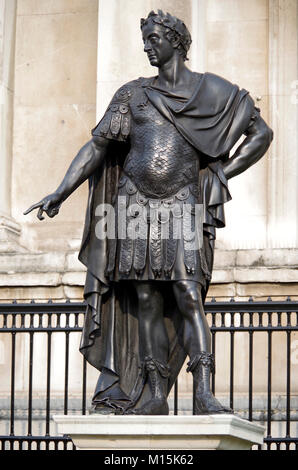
[149,214,163,278]
[183,204,196,275]
[133,213,148,274]
[164,212,178,277]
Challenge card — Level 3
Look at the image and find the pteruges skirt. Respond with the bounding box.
[104,174,210,286]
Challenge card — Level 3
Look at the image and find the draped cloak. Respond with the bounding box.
[78,72,256,411]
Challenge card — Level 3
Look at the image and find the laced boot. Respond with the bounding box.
[187,352,233,415]
[127,356,170,415]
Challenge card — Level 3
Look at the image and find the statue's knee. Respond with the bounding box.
[174,281,202,310]
[136,284,157,310]
[137,289,151,306]
[173,280,188,294]
[174,281,199,300]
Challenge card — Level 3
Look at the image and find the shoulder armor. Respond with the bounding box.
[111,85,132,105]
[92,83,135,141]
[91,77,154,141]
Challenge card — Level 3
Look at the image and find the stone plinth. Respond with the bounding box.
[53,414,264,451]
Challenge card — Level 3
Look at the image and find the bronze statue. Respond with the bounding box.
[24,10,273,415]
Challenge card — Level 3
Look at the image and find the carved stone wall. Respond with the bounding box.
[0,0,297,410]
[12,0,98,253]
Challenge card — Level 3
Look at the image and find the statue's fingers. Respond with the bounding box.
[43,200,51,211]
[23,201,43,215]
[37,207,45,221]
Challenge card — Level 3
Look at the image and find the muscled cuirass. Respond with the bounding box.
[123,87,199,198]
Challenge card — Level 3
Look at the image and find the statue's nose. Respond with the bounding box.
[144,40,152,52]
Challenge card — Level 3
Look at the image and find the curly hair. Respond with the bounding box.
[140,10,192,61]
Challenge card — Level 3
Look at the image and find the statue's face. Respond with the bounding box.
[142,22,175,67]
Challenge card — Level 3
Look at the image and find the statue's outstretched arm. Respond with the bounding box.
[222,114,273,180]
[24,135,109,220]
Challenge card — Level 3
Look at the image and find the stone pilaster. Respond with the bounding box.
[0,0,22,252]
[267,0,298,248]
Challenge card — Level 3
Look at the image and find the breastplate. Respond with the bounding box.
[123,98,199,198]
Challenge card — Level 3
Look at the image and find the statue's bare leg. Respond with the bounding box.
[128,281,170,415]
[173,280,232,414]
[133,281,169,362]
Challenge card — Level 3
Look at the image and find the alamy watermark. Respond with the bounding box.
[94,198,204,250]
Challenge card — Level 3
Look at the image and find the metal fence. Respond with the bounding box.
[0,298,297,451]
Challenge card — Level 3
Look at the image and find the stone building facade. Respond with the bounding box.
[0,0,297,432]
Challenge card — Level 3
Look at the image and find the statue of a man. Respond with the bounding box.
[25,10,273,415]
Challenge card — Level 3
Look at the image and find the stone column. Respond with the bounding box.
[267,0,298,248]
[189,0,207,73]
[0,0,22,252]
[204,0,269,250]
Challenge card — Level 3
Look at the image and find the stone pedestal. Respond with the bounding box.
[53,414,264,451]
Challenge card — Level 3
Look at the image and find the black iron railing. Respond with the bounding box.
[0,298,297,451]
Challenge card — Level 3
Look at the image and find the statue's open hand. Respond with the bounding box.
[23,193,62,220]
